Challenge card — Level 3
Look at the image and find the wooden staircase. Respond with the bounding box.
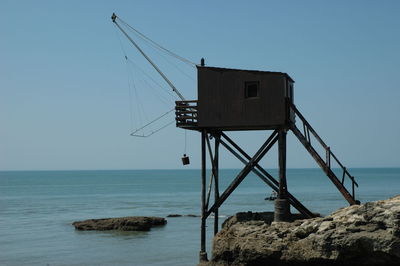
[289,102,359,205]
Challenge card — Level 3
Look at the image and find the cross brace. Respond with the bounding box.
[219,132,315,218]
[205,130,279,218]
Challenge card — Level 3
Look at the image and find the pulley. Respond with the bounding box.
[181,154,190,165]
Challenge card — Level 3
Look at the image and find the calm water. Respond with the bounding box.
[1,168,399,265]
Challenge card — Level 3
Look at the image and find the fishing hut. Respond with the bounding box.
[111,13,359,263]
[176,60,360,262]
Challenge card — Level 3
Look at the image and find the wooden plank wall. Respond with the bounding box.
[198,67,292,130]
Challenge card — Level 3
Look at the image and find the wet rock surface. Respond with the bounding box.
[205,196,400,266]
[72,216,166,231]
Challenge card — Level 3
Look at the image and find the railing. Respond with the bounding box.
[175,100,198,128]
[289,102,359,201]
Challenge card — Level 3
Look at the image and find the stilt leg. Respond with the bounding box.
[214,133,220,236]
[278,130,288,198]
[200,130,208,262]
[275,130,291,221]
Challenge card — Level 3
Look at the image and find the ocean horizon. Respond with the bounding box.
[1,168,399,265]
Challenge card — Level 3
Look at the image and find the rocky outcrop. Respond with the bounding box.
[167,214,200,218]
[72,216,166,231]
[167,214,183,217]
[206,196,400,266]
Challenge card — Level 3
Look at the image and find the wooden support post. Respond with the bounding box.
[278,130,288,199]
[214,133,220,236]
[275,130,290,222]
[200,130,208,262]
[205,135,215,210]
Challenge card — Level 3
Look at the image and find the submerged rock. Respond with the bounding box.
[72,216,166,231]
[167,214,200,218]
[206,196,400,266]
[167,214,183,217]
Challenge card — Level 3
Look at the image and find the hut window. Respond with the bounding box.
[245,81,259,98]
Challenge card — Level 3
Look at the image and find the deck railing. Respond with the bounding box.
[175,100,198,128]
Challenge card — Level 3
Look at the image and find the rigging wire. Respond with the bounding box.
[130,109,175,137]
[113,13,196,138]
[113,16,187,101]
[126,63,135,132]
[115,24,157,133]
[141,79,171,106]
[184,129,187,154]
[127,53,175,107]
[117,17,197,67]
[144,42,196,82]
[115,24,175,135]
[127,57,177,131]
[113,25,135,132]
[125,57,178,100]
[146,120,175,137]
[121,26,196,82]
[129,64,150,130]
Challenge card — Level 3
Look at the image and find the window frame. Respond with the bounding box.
[244,81,260,99]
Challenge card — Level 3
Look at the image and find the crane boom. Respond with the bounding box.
[111,13,186,101]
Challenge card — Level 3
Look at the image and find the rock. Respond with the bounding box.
[167,214,200,218]
[167,214,183,217]
[206,196,400,266]
[72,216,166,231]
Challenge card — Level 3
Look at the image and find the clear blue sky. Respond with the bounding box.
[1,0,400,170]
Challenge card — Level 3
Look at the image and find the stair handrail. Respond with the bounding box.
[288,102,358,189]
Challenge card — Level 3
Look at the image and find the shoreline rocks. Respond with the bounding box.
[167,214,200,218]
[72,216,166,231]
[205,196,400,266]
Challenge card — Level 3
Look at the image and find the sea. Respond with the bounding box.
[1,168,399,266]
